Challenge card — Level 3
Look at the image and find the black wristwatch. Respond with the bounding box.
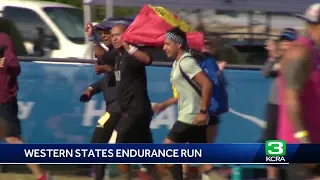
[200,109,207,114]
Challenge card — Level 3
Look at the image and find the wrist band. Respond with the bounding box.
[272,63,280,70]
[90,41,100,46]
[294,130,309,139]
[127,45,138,55]
[88,32,97,42]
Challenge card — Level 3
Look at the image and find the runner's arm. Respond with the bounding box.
[89,76,104,95]
[262,58,280,78]
[98,50,117,72]
[161,97,178,109]
[193,71,212,111]
[181,58,213,111]
[282,44,312,133]
[93,43,107,58]
[123,44,152,65]
[96,64,114,72]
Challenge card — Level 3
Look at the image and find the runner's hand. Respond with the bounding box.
[80,88,93,102]
[152,103,166,114]
[265,40,277,60]
[85,22,94,37]
[82,88,93,97]
[0,57,5,68]
[193,113,208,126]
[122,41,130,51]
[94,64,109,74]
[298,136,311,144]
[217,61,227,71]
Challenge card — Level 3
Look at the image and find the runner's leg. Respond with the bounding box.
[113,113,159,179]
[264,103,279,179]
[185,122,226,180]
[165,121,192,180]
[197,116,220,176]
[1,99,51,180]
[286,164,314,180]
[91,112,122,180]
[182,160,189,179]
[163,137,183,180]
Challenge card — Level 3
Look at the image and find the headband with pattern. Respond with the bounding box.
[165,32,186,45]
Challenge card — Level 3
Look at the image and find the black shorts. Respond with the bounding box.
[167,121,207,143]
[114,113,153,143]
[90,112,121,143]
[264,103,278,141]
[0,99,21,137]
[208,115,220,125]
[287,164,320,180]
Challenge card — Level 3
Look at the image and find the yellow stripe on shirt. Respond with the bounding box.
[172,85,179,98]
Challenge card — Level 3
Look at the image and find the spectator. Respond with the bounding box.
[262,28,297,180]
[278,3,320,180]
[204,36,241,64]
[0,32,52,180]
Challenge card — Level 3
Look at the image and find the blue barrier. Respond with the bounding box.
[15,61,271,144]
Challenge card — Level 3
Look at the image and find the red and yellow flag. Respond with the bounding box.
[122,4,204,51]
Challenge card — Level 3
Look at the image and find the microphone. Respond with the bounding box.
[0,45,7,58]
[0,45,7,71]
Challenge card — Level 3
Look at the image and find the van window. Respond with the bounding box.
[0,18,27,56]
[43,7,85,45]
[3,6,54,42]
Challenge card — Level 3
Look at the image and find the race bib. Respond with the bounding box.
[97,112,111,127]
[115,70,121,81]
[108,130,117,144]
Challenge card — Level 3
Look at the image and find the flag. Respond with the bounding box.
[122,4,204,51]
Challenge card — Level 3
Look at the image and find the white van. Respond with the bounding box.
[0,0,93,59]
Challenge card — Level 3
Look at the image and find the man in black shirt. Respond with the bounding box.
[108,24,153,143]
[84,21,130,179]
[81,52,120,180]
[82,66,121,180]
[106,24,162,179]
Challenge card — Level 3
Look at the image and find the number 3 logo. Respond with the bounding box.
[268,142,283,155]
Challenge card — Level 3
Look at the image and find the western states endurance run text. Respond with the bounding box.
[24,148,202,158]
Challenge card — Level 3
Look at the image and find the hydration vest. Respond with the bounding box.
[179,54,229,115]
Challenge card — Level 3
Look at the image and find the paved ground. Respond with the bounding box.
[0,173,92,180]
[0,173,163,180]
[0,165,233,180]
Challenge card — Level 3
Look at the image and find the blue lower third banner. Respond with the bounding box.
[0,143,318,164]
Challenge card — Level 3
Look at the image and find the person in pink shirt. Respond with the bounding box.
[277,3,320,180]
